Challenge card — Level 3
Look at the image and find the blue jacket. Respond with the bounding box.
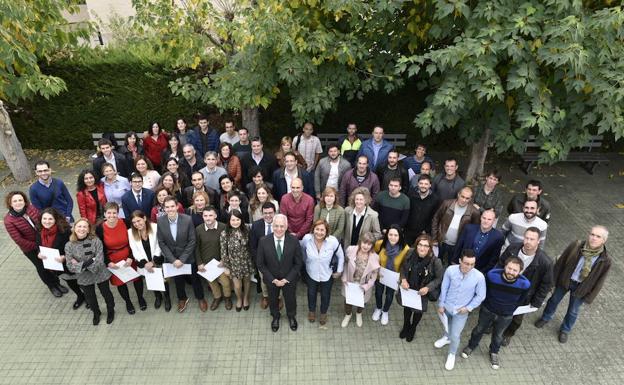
[121,188,156,220]
[192,126,220,157]
[271,167,315,203]
[451,224,504,273]
[357,138,394,170]
[29,178,74,221]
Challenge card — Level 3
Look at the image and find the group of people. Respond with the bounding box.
[4,118,612,371]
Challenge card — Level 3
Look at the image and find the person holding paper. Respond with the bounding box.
[36,208,85,309]
[96,202,146,315]
[340,232,380,328]
[5,191,65,297]
[434,250,486,371]
[300,220,344,328]
[157,196,205,313]
[399,234,443,342]
[497,227,553,346]
[256,214,304,332]
[372,225,411,326]
[195,206,232,311]
[65,218,115,325]
[461,257,530,370]
[128,211,171,312]
[220,210,253,312]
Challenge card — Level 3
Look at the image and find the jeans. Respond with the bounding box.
[307,278,334,314]
[541,281,584,333]
[438,242,455,266]
[374,280,395,312]
[467,306,514,354]
[444,309,469,355]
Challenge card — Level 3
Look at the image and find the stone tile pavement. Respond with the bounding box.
[0,152,623,384]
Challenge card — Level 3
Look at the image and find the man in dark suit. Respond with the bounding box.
[182,171,218,208]
[256,214,303,332]
[121,173,155,220]
[451,209,504,273]
[156,196,207,313]
[250,202,277,310]
[93,138,131,180]
[240,137,278,191]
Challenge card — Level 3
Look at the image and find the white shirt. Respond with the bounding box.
[353,207,366,226]
[220,132,239,145]
[326,160,340,189]
[444,204,467,246]
[264,222,273,236]
[285,169,298,193]
[204,222,219,231]
[518,248,536,273]
[103,153,117,171]
[274,236,285,253]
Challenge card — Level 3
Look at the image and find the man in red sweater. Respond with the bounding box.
[279,178,314,240]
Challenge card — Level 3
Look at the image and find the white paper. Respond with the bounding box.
[400,288,422,310]
[379,267,400,290]
[197,259,225,282]
[162,263,192,278]
[250,274,257,283]
[408,168,416,181]
[107,261,140,283]
[345,282,365,308]
[433,245,439,258]
[438,311,449,334]
[513,305,539,316]
[144,268,166,291]
[39,246,64,272]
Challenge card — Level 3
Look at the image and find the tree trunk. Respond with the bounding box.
[465,127,491,184]
[0,101,32,183]
[241,106,260,138]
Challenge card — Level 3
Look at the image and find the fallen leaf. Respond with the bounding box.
[615,203,624,209]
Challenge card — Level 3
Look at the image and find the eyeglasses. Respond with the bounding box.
[417,243,430,248]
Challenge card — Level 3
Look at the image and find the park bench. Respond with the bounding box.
[317,133,407,149]
[520,135,608,175]
[91,132,144,149]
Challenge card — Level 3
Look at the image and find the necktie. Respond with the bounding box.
[267,224,272,235]
[136,194,142,205]
[276,239,283,261]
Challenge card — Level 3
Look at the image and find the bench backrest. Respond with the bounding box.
[317,133,407,149]
[523,135,603,152]
[92,132,145,148]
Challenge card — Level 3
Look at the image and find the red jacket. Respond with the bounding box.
[143,133,169,168]
[4,204,40,252]
[77,184,107,224]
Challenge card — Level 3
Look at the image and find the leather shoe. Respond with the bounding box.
[126,302,136,315]
[534,318,548,328]
[164,296,172,312]
[289,317,298,331]
[199,299,208,312]
[154,296,162,309]
[501,335,512,347]
[73,297,85,310]
[308,312,316,323]
[92,311,101,326]
[138,297,147,311]
[271,317,280,332]
[210,298,222,311]
[49,286,63,298]
[558,331,569,343]
[56,283,69,294]
[260,297,269,309]
[224,297,233,310]
[106,311,115,324]
[178,298,189,313]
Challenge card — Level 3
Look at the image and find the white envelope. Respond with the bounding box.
[144,268,166,291]
[39,246,64,272]
[345,282,365,308]
[379,267,399,290]
[400,288,422,310]
[513,305,539,316]
[107,261,140,283]
[162,263,192,278]
[197,259,225,282]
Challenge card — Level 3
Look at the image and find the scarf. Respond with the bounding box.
[9,207,26,217]
[580,243,604,280]
[385,243,400,270]
[41,225,58,248]
[410,255,433,288]
[127,143,138,159]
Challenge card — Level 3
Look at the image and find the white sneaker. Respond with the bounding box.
[356,313,363,327]
[381,311,389,325]
[445,354,456,371]
[372,308,382,321]
[341,314,352,328]
[434,336,451,349]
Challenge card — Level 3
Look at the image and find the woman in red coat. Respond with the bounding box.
[76,169,107,225]
[142,121,169,172]
[4,191,64,297]
[96,202,146,314]
[217,142,242,187]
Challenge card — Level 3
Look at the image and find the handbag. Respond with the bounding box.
[328,243,341,273]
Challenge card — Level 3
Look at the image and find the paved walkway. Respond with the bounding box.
[0,152,623,384]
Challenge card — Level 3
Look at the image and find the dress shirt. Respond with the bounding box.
[300,234,344,282]
[571,254,600,282]
[168,215,179,242]
[438,265,486,314]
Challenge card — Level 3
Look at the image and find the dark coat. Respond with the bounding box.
[256,233,303,284]
[498,244,554,308]
[156,213,196,264]
[451,224,504,273]
[92,151,131,180]
[121,188,155,219]
[271,167,315,203]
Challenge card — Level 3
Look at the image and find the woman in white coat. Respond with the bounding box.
[127,210,171,312]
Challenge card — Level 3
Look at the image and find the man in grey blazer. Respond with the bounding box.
[256,214,304,332]
[157,196,207,313]
[314,144,352,199]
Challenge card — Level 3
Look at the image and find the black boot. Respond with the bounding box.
[126,301,136,315]
[154,292,162,309]
[73,295,85,310]
[106,310,115,324]
[406,324,417,342]
[138,296,147,311]
[92,311,101,326]
[400,309,412,339]
[164,293,172,312]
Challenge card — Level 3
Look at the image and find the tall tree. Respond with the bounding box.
[0,0,89,182]
[397,0,624,181]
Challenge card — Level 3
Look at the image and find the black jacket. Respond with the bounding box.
[240,152,278,192]
[498,244,554,308]
[405,191,440,240]
[92,151,132,180]
[400,250,444,312]
[375,163,410,192]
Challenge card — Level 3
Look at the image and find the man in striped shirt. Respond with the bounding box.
[501,199,547,251]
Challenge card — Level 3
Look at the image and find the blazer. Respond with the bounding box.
[250,219,270,261]
[314,156,352,194]
[240,152,279,190]
[341,245,381,303]
[92,151,131,180]
[182,186,218,208]
[156,213,196,264]
[271,167,315,203]
[127,223,162,264]
[77,184,107,225]
[343,206,382,248]
[121,188,155,219]
[451,224,504,272]
[256,233,303,284]
[498,244,553,308]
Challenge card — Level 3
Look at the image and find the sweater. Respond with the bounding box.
[195,222,226,264]
[483,268,531,316]
[373,191,410,230]
[431,174,465,202]
[338,168,380,207]
[29,178,74,220]
[279,192,315,239]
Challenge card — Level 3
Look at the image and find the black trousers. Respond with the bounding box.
[117,280,145,304]
[81,281,115,314]
[267,280,297,319]
[60,277,83,299]
[503,314,525,337]
[24,250,59,289]
[173,264,204,301]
